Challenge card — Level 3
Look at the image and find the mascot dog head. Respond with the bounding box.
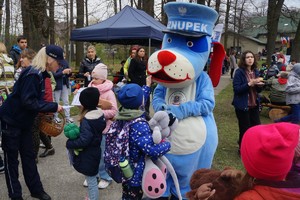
[148,2,223,88]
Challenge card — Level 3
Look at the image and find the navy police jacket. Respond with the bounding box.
[0,66,58,128]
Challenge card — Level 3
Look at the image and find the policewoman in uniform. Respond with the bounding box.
[0,45,63,200]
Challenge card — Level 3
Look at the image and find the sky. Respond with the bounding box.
[3,0,299,36]
[86,0,300,23]
[284,0,300,8]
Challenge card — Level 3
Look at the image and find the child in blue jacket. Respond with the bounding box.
[116,82,171,200]
[66,87,106,200]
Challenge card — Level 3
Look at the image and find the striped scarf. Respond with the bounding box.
[246,70,257,107]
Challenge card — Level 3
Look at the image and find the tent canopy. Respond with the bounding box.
[70,5,166,46]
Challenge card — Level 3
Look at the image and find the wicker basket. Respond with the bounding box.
[39,113,65,137]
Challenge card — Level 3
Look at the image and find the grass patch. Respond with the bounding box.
[212,82,272,171]
[68,93,81,117]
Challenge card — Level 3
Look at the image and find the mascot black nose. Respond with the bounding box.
[158,50,176,67]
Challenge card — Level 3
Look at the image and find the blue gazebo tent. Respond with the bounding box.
[70,5,166,47]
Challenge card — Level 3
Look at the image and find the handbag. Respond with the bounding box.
[39,112,66,137]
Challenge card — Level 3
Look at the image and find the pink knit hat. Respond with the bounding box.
[241,123,299,181]
[92,63,108,80]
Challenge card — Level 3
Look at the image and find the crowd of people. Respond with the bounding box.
[0,37,151,200]
[189,50,300,200]
[0,40,64,200]
[231,49,300,150]
[0,34,300,200]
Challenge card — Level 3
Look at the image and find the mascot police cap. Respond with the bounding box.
[163,2,218,37]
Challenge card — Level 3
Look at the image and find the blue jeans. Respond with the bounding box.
[54,85,71,119]
[98,135,112,181]
[85,175,99,200]
[277,104,300,124]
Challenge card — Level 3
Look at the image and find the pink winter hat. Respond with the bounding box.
[241,123,299,181]
[92,63,108,80]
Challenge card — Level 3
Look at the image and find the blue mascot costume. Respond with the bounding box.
[148,2,225,199]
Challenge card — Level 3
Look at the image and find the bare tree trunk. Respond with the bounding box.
[113,0,117,14]
[85,0,88,26]
[49,0,55,44]
[21,0,29,36]
[136,0,141,9]
[197,0,205,4]
[266,0,284,65]
[66,0,70,61]
[5,0,10,45]
[21,0,31,46]
[161,0,165,24]
[21,0,49,50]
[75,0,84,67]
[215,0,221,23]
[291,19,300,62]
[118,0,122,11]
[233,0,238,51]
[161,0,176,25]
[224,0,230,53]
[207,0,211,7]
[0,0,3,36]
[237,0,246,52]
[70,0,75,64]
[143,0,154,17]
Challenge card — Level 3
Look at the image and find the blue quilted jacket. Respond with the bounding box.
[66,109,106,176]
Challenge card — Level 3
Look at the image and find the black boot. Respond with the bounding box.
[11,197,24,200]
[39,148,55,158]
[31,191,51,200]
[170,194,179,200]
[0,155,4,173]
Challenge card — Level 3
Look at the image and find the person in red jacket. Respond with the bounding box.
[32,70,57,160]
[191,123,300,200]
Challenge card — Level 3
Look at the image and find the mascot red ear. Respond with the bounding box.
[209,42,225,87]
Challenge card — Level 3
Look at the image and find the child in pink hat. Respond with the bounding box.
[190,123,300,200]
[236,123,300,199]
[82,63,118,189]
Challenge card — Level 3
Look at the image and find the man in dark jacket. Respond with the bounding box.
[9,35,27,68]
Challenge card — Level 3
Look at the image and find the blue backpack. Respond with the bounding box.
[104,117,145,183]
